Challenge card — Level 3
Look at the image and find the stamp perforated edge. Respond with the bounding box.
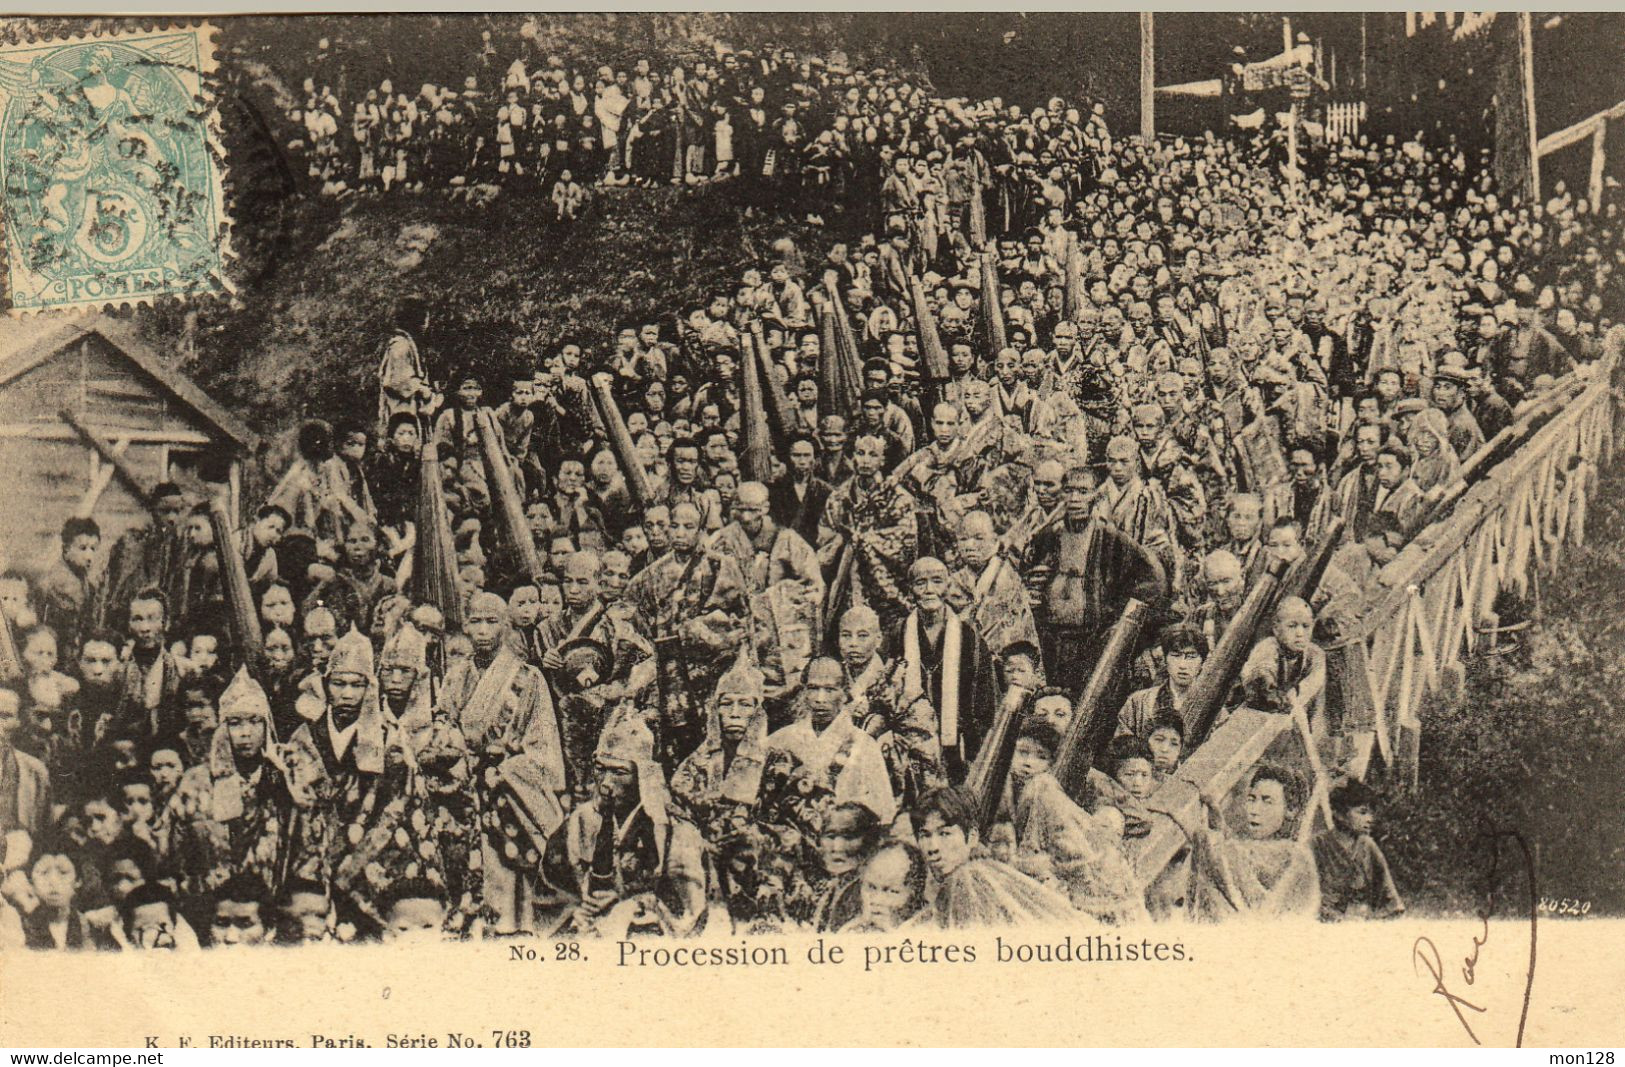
[0,18,235,319]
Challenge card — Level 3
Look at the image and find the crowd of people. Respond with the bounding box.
[284,31,1111,230]
[3,36,1621,950]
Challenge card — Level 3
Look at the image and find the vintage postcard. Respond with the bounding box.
[0,9,1622,1050]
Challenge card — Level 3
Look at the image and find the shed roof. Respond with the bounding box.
[0,314,257,451]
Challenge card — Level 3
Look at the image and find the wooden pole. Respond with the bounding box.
[737,331,775,484]
[589,372,654,511]
[966,684,1031,834]
[747,321,797,447]
[413,439,464,633]
[1288,102,1300,182]
[1052,598,1151,798]
[1140,12,1155,142]
[1589,122,1607,213]
[208,499,264,667]
[475,409,545,586]
[1183,558,1291,748]
[1520,11,1540,203]
[979,251,1008,356]
[1360,12,1367,91]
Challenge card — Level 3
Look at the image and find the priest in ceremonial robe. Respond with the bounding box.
[622,501,752,768]
[437,592,568,934]
[947,510,1040,660]
[895,557,998,785]
[540,708,707,938]
[766,656,897,825]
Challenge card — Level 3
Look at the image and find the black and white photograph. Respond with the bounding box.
[0,8,1622,1049]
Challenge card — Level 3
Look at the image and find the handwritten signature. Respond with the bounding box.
[1412,827,1538,1046]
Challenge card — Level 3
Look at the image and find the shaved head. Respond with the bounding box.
[842,603,880,630]
[959,510,996,540]
[1203,549,1242,582]
[737,481,770,508]
[910,556,948,581]
[564,551,602,579]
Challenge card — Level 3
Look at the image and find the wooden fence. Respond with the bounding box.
[1323,101,1367,143]
[1129,324,1625,892]
[1334,325,1623,788]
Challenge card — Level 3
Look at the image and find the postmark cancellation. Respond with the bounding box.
[0,22,229,316]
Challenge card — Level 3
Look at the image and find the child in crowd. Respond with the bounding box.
[22,837,118,950]
[21,625,79,721]
[1311,779,1404,921]
[1240,596,1326,721]
[1092,734,1160,839]
[551,168,584,221]
[1146,712,1185,776]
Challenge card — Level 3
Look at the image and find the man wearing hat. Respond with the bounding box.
[288,629,444,935]
[539,707,706,937]
[167,668,313,904]
[669,650,774,827]
[1430,363,1485,460]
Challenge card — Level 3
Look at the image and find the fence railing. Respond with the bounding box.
[1332,325,1622,788]
[1324,100,1367,143]
[1128,324,1625,894]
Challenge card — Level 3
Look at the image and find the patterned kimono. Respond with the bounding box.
[539,712,707,938]
[536,600,654,784]
[711,521,824,690]
[949,554,1041,663]
[1140,437,1211,556]
[1094,476,1176,572]
[288,679,445,933]
[842,654,935,803]
[669,685,770,831]
[818,475,919,636]
[765,710,897,825]
[438,643,569,878]
[165,717,311,901]
[622,548,751,767]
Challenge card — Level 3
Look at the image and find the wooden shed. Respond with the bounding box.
[0,315,257,573]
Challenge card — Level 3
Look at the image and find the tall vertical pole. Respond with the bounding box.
[1589,123,1608,212]
[1520,11,1540,202]
[1139,12,1155,142]
[1283,16,1293,53]
[1361,13,1368,91]
[1288,102,1299,181]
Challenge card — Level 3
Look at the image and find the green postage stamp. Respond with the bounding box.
[0,24,229,314]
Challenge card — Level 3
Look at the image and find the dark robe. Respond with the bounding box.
[768,474,832,548]
[898,609,997,783]
[1025,518,1167,698]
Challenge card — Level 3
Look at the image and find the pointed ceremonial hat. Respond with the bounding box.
[326,625,375,679]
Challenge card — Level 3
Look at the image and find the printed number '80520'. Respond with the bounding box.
[1537,897,1592,915]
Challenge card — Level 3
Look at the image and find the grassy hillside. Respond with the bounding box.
[161,181,842,442]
